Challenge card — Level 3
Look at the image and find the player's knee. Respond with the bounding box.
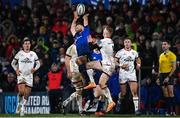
[131,90,138,97]
[18,88,25,95]
[168,89,174,97]
[94,92,100,98]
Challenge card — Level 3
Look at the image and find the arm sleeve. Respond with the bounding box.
[83,26,90,36]
[66,45,74,57]
[115,51,120,59]
[34,53,40,70]
[135,51,139,58]
[171,53,176,63]
[11,52,19,71]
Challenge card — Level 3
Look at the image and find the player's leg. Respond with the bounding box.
[167,79,175,116]
[129,81,139,113]
[98,73,115,112]
[159,73,171,115]
[95,96,105,116]
[119,75,128,113]
[63,73,82,107]
[16,76,25,114]
[16,83,25,114]
[62,73,84,115]
[76,56,94,89]
[20,76,33,116]
[167,85,175,115]
[84,61,103,89]
[74,75,84,115]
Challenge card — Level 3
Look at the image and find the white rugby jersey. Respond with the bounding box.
[66,44,79,72]
[66,44,78,60]
[100,38,114,58]
[12,50,39,76]
[115,48,138,73]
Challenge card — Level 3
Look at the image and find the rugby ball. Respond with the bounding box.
[76,3,85,16]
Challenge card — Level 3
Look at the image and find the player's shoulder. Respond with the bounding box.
[169,51,176,56]
[29,51,37,55]
[131,49,138,53]
[67,44,76,51]
[16,50,24,55]
[160,52,164,56]
[102,38,113,43]
[117,48,125,54]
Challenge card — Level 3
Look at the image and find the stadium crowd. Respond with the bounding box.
[0,0,180,115]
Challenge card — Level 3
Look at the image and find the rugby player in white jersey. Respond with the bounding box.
[84,26,116,112]
[115,38,141,113]
[64,44,85,116]
[11,37,40,116]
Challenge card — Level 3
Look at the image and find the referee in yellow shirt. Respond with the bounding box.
[158,40,176,115]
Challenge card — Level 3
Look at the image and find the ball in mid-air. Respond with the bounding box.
[76,3,85,16]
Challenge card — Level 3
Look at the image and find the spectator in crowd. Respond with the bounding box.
[1,73,17,92]
[32,74,46,92]
[5,34,19,60]
[47,63,64,114]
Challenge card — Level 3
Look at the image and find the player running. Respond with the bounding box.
[115,38,141,114]
[11,37,40,116]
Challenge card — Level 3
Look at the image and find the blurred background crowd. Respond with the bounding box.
[0,0,179,115]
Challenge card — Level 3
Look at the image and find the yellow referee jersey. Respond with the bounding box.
[159,51,176,73]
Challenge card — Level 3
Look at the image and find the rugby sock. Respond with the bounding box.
[63,92,76,107]
[22,97,27,106]
[169,97,175,112]
[18,94,23,104]
[96,100,105,112]
[103,87,113,103]
[133,97,139,112]
[79,64,90,85]
[165,97,170,113]
[76,94,83,113]
[87,69,95,83]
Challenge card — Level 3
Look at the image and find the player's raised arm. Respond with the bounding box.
[71,11,79,36]
[83,13,89,26]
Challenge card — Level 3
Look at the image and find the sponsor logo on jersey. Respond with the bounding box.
[21,58,33,63]
[124,56,133,62]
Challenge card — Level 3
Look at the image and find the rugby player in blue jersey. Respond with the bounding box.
[70,11,96,89]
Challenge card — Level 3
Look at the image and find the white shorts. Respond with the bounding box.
[70,58,79,73]
[101,58,115,76]
[17,74,33,87]
[119,72,137,84]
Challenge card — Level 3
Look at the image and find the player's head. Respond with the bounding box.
[103,26,113,38]
[162,39,170,51]
[75,24,84,33]
[124,38,132,49]
[75,19,84,32]
[88,32,98,44]
[22,37,31,51]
